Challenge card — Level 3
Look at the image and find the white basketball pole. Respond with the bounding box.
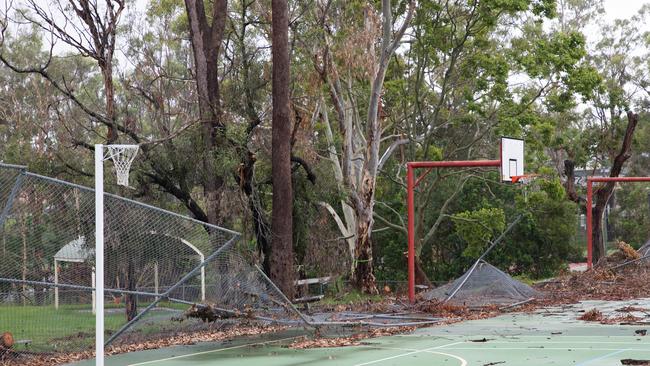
[95,144,105,366]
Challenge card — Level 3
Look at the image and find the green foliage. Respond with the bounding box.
[452,208,506,258]
[1,0,648,293]
[506,178,579,277]
[608,183,650,248]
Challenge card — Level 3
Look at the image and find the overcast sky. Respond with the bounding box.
[602,0,648,21]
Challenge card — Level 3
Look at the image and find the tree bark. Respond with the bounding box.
[563,159,581,203]
[125,260,137,321]
[270,0,294,298]
[591,111,639,263]
[414,256,431,287]
[99,59,118,143]
[351,0,414,295]
[239,151,272,273]
[353,204,378,294]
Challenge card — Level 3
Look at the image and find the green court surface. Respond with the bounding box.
[70,300,650,366]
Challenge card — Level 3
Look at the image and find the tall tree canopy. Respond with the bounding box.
[0,0,648,291]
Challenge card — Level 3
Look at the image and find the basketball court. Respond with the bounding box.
[3,140,648,366]
[68,299,650,366]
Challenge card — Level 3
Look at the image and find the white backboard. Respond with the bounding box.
[500,137,524,182]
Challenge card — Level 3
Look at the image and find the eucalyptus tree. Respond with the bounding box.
[269,0,295,296]
[559,7,649,262]
[310,0,415,293]
[183,0,229,226]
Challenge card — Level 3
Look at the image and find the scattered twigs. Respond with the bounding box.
[610,253,650,271]
[499,298,535,311]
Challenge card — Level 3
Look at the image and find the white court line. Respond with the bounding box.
[463,341,650,344]
[352,341,465,366]
[575,349,629,366]
[401,334,650,337]
[358,345,467,366]
[126,335,304,366]
[442,347,649,351]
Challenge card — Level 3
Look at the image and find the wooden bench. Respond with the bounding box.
[293,276,331,310]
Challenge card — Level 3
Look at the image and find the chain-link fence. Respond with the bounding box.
[0,164,304,363]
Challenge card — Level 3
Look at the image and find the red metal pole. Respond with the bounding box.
[408,160,501,169]
[589,177,650,183]
[586,178,593,269]
[407,164,415,303]
[406,159,500,303]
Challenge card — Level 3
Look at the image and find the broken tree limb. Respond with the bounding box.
[610,253,650,271]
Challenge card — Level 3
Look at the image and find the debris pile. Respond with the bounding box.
[0,325,286,366]
[422,260,540,307]
[288,326,415,349]
[538,243,650,303]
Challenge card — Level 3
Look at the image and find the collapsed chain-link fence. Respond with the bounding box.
[422,260,540,307]
[0,163,305,363]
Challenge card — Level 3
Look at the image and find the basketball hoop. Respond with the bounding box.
[105,145,139,186]
[510,174,539,185]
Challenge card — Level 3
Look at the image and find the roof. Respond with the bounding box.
[54,236,94,263]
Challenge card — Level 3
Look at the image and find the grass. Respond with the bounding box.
[0,301,189,353]
[0,304,125,352]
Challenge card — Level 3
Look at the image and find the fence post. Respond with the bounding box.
[104,235,239,346]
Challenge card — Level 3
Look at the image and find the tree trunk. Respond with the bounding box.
[269,0,294,298]
[353,204,379,294]
[349,0,413,295]
[563,160,580,203]
[592,205,606,264]
[125,260,137,321]
[590,111,639,263]
[239,151,272,273]
[414,256,432,287]
[100,60,118,143]
[184,0,228,226]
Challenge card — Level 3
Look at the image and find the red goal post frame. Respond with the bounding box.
[406,137,524,303]
[586,176,650,269]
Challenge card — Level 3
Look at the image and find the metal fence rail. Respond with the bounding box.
[0,165,304,360]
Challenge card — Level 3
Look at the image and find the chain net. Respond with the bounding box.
[0,164,304,364]
[422,260,540,307]
[106,145,139,186]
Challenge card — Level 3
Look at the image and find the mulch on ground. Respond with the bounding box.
[0,325,287,366]
[536,262,650,304]
[5,248,650,365]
